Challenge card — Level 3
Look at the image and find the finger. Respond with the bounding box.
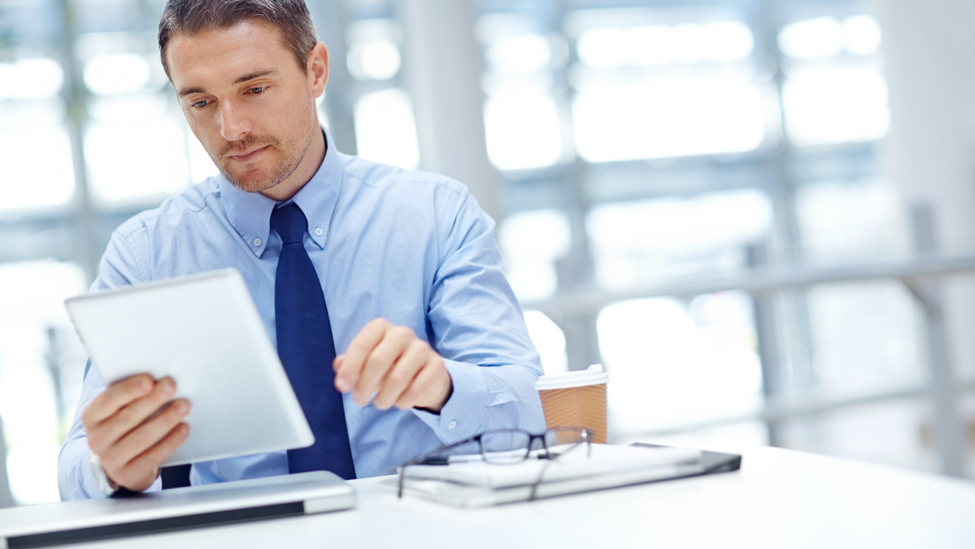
[395,356,447,410]
[372,339,428,410]
[335,319,389,392]
[106,399,190,471]
[353,326,415,406]
[333,354,345,373]
[83,374,155,426]
[91,378,178,450]
[116,423,190,490]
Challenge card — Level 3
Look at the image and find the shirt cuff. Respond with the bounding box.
[412,359,489,444]
[88,451,118,496]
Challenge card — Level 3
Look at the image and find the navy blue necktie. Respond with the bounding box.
[272,203,356,479]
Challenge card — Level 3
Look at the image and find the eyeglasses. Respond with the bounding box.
[397,426,593,500]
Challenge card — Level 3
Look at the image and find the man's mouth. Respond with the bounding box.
[227,145,270,162]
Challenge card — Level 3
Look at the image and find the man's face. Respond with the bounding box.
[167,21,322,194]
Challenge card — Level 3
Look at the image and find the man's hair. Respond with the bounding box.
[158,0,318,80]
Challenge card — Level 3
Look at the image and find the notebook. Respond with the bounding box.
[395,443,741,508]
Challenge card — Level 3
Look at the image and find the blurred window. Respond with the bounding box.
[523,310,568,375]
[85,117,190,207]
[572,69,765,162]
[783,65,889,146]
[568,13,764,164]
[0,125,76,212]
[806,281,918,383]
[83,54,151,96]
[497,209,572,301]
[586,190,774,288]
[484,93,563,171]
[0,58,64,99]
[0,260,87,505]
[780,15,889,146]
[478,15,566,171]
[0,57,75,212]
[598,292,762,435]
[353,88,420,169]
[796,179,905,261]
[346,18,403,81]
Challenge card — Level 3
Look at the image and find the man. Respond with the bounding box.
[58,0,545,499]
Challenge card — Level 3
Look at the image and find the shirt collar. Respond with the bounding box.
[220,126,343,256]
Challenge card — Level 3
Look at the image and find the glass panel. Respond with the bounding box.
[353,88,420,169]
[87,93,168,123]
[599,293,762,436]
[347,39,401,81]
[344,17,404,81]
[497,209,571,301]
[485,33,552,73]
[572,69,764,162]
[85,117,190,206]
[0,58,63,99]
[484,93,562,170]
[83,53,152,96]
[783,65,889,146]
[779,399,933,472]
[577,21,753,67]
[0,260,87,505]
[523,310,568,375]
[806,281,919,383]
[0,98,65,129]
[796,179,907,262]
[778,17,844,58]
[586,190,773,288]
[779,15,882,59]
[478,16,563,172]
[566,12,762,163]
[0,126,75,211]
[181,120,221,184]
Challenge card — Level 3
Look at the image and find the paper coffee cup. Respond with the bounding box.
[535,364,609,444]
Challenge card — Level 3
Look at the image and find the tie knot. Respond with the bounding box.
[271,203,308,245]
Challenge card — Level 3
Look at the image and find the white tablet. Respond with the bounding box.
[65,269,314,467]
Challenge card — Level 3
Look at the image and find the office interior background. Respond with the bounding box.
[2,0,975,507]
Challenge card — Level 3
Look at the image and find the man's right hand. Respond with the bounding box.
[82,374,191,492]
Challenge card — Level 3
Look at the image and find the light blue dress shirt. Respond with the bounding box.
[58,129,546,501]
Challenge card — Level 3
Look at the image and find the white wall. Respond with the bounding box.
[876,0,975,379]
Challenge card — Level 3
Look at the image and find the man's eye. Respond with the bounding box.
[250,86,267,94]
[191,100,209,109]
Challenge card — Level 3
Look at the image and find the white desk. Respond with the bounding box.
[56,447,975,548]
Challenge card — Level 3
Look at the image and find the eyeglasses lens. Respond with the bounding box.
[480,430,532,463]
[544,427,586,447]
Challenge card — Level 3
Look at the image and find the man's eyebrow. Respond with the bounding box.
[177,69,279,98]
[177,86,205,98]
[233,69,278,85]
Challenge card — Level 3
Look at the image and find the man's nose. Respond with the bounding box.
[219,101,252,142]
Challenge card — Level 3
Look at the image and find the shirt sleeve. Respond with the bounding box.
[58,226,164,501]
[412,185,547,444]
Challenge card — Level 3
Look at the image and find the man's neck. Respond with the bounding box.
[260,127,327,202]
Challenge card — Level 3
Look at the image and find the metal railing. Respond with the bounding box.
[523,206,975,478]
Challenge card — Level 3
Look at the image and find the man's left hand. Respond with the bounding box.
[333,318,452,413]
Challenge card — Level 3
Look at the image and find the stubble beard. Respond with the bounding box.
[217,124,313,194]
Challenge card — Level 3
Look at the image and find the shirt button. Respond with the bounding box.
[253,238,262,247]
[447,420,457,430]
[315,227,323,236]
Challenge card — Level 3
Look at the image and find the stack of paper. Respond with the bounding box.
[396,444,704,508]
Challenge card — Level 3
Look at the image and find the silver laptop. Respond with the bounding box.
[0,472,354,548]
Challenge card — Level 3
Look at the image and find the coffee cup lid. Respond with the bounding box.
[535,364,609,391]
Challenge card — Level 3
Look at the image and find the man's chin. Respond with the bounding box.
[220,169,277,194]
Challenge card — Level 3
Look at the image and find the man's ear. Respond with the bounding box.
[307,42,329,97]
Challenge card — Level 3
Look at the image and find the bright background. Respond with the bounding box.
[3,0,975,505]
